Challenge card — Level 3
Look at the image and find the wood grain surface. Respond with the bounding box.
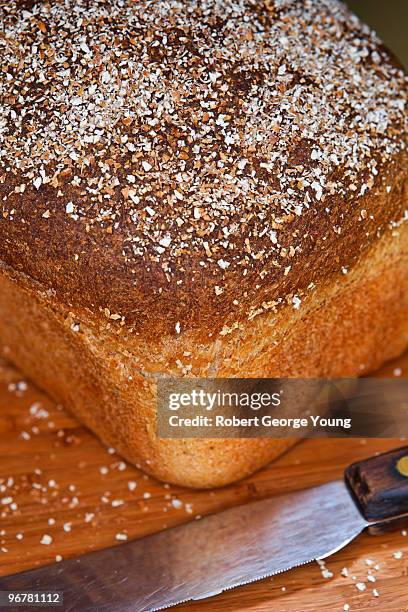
[0,352,408,611]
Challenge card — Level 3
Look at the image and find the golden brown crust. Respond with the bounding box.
[0,0,407,338]
[0,1,407,487]
[0,223,407,487]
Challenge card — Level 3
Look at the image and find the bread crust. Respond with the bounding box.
[0,223,407,487]
[0,0,407,338]
[0,1,407,487]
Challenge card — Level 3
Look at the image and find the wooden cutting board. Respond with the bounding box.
[1,353,408,612]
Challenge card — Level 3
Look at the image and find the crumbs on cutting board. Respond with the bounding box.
[314,549,408,610]
[269,543,408,611]
[0,366,197,567]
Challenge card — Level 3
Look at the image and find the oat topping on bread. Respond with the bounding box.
[0,0,407,335]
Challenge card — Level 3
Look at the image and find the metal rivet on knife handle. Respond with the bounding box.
[345,446,408,523]
[396,456,408,478]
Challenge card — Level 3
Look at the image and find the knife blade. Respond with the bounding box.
[1,446,408,611]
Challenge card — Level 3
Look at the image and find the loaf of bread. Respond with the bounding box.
[0,0,407,487]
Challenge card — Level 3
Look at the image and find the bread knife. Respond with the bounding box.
[2,446,408,611]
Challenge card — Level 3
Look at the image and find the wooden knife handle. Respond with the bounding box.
[345,445,408,523]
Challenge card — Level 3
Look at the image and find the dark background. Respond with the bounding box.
[346,0,407,68]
